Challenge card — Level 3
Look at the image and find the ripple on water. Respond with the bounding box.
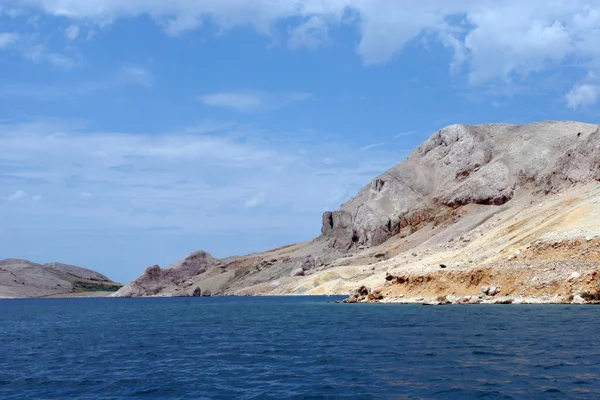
[1,298,600,399]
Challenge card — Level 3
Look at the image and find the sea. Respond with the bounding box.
[1,296,599,399]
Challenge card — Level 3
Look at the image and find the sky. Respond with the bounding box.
[1,0,599,283]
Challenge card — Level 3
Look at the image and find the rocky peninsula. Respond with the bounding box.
[114,121,600,305]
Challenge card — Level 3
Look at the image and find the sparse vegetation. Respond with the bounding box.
[73,281,122,292]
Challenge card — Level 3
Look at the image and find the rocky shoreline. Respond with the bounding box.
[342,281,600,305]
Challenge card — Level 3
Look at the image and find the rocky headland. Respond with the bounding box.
[0,259,122,298]
[114,121,600,305]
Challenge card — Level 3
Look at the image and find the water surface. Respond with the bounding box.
[1,297,599,399]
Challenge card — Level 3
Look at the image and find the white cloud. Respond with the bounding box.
[200,92,264,113]
[4,190,29,201]
[0,31,78,68]
[198,91,310,112]
[118,66,154,87]
[8,1,600,89]
[0,119,405,237]
[24,44,79,69]
[566,83,600,110]
[0,6,21,18]
[463,8,572,84]
[1,66,156,100]
[394,130,419,138]
[245,193,266,208]
[288,15,331,50]
[0,32,18,48]
[358,143,384,152]
[64,24,79,40]
[2,190,41,201]
[439,31,466,76]
[161,14,203,37]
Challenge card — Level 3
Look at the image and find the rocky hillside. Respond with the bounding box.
[115,121,600,303]
[321,121,600,250]
[0,259,122,298]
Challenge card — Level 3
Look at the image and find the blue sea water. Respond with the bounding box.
[1,297,600,399]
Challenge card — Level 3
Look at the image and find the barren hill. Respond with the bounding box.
[0,259,122,298]
[115,121,600,304]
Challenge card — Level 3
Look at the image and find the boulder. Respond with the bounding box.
[201,289,212,297]
[385,273,409,284]
[480,286,490,295]
[368,290,384,301]
[446,295,460,304]
[468,295,480,304]
[321,210,354,251]
[290,267,305,277]
[297,256,316,271]
[572,295,586,304]
[357,286,370,296]
[579,291,595,301]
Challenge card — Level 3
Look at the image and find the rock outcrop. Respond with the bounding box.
[321,122,600,250]
[0,259,121,298]
[114,251,217,297]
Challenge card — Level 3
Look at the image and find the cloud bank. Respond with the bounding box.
[0,119,404,237]
[5,0,600,106]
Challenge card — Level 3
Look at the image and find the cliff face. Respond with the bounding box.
[0,259,121,298]
[321,122,600,251]
[115,121,600,299]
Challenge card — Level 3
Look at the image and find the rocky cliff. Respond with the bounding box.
[115,121,600,302]
[321,121,600,251]
[0,259,122,298]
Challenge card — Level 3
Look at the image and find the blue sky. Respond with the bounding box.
[1,1,599,282]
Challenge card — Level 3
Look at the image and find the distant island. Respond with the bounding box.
[0,259,122,298]
[111,121,600,305]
